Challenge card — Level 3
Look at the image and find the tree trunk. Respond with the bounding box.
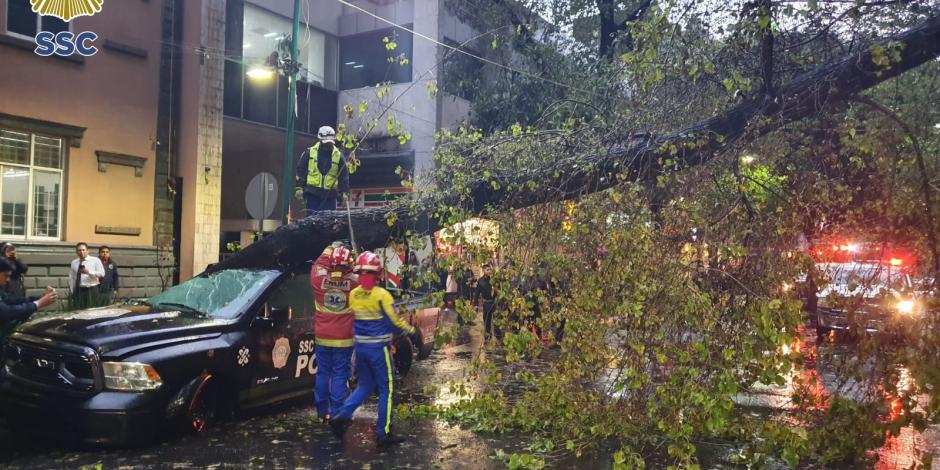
[598,0,618,60]
[207,14,940,275]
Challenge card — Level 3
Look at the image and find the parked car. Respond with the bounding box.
[0,264,453,445]
[813,261,926,340]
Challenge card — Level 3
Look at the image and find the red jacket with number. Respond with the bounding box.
[311,254,359,347]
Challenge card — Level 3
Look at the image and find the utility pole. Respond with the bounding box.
[281,0,302,225]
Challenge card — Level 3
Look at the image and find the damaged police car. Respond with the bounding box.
[0,265,449,445]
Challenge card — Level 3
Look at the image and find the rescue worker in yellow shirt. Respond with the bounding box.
[329,251,415,446]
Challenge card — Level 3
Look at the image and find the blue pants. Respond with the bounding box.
[304,192,337,213]
[336,344,395,437]
[314,345,353,418]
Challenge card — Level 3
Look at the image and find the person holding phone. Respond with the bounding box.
[69,242,105,309]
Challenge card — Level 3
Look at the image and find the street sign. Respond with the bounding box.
[245,172,278,222]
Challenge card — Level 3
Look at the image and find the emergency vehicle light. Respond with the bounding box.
[890,258,903,267]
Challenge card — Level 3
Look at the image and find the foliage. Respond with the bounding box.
[408,1,940,467]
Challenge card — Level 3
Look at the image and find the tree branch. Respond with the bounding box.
[759,0,775,96]
[208,13,940,274]
[848,94,940,279]
[600,0,654,59]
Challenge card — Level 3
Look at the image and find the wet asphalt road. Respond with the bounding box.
[2,316,940,469]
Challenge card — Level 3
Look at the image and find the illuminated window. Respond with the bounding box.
[0,129,64,240]
[223,3,339,133]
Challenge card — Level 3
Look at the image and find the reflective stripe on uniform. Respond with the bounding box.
[316,302,351,314]
[316,337,354,347]
[355,334,392,343]
[353,310,384,320]
[383,346,393,435]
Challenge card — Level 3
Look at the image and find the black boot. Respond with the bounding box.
[329,417,351,439]
[376,433,406,447]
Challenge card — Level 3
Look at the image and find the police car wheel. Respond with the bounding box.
[395,337,414,376]
[417,333,433,360]
[187,382,216,433]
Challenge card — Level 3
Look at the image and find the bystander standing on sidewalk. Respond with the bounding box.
[98,246,120,303]
[69,243,105,309]
[0,243,27,299]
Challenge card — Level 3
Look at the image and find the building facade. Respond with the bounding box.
[218,0,472,257]
[0,0,474,294]
[0,0,172,298]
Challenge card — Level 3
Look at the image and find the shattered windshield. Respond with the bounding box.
[148,269,280,319]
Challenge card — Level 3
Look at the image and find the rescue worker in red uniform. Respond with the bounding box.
[311,243,359,421]
[330,251,415,446]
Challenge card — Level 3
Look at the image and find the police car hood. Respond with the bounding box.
[17,305,226,356]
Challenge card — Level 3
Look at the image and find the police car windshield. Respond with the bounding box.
[149,269,280,319]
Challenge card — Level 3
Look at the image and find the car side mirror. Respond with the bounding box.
[270,306,292,326]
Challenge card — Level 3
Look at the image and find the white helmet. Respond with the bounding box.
[317,126,336,143]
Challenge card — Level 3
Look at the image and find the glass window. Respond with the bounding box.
[224,59,244,118]
[300,31,327,87]
[149,269,281,319]
[309,86,338,134]
[0,130,30,165]
[31,171,60,238]
[228,4,338,129]
[242,4,333,88]
[277,74,289,128]
[267,272,315,319]
[5,0,69,37]
[340,28,413,90]
[0,129,65,240]
[294,82,311,133]
[6,0,37,37]
[34,136,63,169]
[244,70,278,126]
[41,15,68,35]
[1,167,28,236]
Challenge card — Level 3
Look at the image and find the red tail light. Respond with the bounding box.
[890,258,903,267]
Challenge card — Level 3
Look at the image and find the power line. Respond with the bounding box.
[334,0,603,98]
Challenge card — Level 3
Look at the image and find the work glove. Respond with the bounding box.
[294,187,303,200]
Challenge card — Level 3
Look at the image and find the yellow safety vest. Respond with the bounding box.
[306,143,343,190]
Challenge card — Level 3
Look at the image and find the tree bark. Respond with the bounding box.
[759,0,775,96]
[208,14,940,275]
[598,0,654,59]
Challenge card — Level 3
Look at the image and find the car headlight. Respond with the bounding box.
[102,362,163,391]
[896,299,917,316]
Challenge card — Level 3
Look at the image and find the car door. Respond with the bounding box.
[245,269,317,406]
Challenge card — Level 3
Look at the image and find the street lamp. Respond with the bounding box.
[246,66,275,80]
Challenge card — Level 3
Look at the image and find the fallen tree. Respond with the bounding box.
[208,12,940,275]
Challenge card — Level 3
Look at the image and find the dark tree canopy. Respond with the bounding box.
[210,12,940,275]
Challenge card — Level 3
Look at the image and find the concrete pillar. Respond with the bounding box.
[411,0,442,180]
[178,0,226,281]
